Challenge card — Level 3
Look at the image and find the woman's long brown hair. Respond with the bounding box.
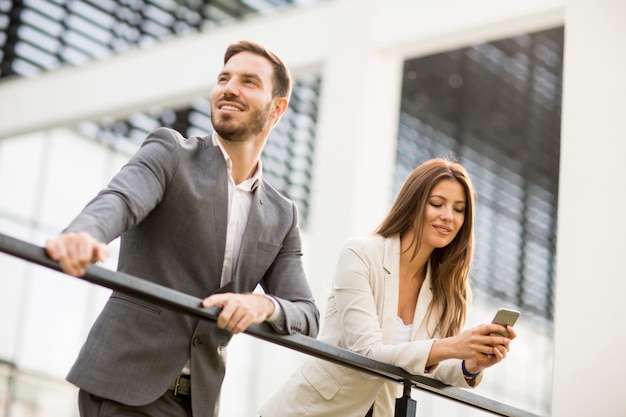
[375,158,476,338]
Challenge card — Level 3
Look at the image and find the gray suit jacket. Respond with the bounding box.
[64,127,319,417]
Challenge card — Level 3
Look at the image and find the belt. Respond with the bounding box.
[169,374,191,397]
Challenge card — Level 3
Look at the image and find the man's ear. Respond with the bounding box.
[270,97,289,126]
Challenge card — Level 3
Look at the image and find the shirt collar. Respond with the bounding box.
[212,132,262,191]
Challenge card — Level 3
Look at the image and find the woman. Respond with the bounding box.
[259,158,517,417]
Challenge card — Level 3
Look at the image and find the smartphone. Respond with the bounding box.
[491,308,520,337]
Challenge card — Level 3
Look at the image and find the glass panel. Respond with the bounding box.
[397,27,563,325]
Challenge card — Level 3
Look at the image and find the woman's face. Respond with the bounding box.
[420,178,466,252]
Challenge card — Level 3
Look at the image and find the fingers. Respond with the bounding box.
[485,322,510,337]
[202,293,273,334]
[484,331,512,362]
[470,345,506,371]
[45,232,109,277]
[484,323,514,345]
[493,344,507,358]
[465,324,513,358]
[459,322,517,372]
[505,325,517,340]
[92,242,110,263]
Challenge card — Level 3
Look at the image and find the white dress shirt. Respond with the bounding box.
[211,133,282,322]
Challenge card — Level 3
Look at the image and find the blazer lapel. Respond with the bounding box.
[230,181,266,293]
[381,236,400,344]
[411,261,436,339]
[205,142,229,290]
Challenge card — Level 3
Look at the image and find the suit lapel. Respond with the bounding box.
[381,237,400,344]
[205,142,229,290]
[412,261,436,339]
[230,181,266,293]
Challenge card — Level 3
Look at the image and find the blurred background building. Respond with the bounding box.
[0,0,624,416]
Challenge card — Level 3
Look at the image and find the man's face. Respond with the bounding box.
[210,51,277,142]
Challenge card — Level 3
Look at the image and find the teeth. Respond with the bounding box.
[221,105,240,111]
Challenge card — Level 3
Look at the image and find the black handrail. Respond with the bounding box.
[0,232,544,417]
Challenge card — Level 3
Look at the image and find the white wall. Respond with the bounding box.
[552,0,626,416]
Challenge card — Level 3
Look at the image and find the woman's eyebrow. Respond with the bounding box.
[430,194,465,202]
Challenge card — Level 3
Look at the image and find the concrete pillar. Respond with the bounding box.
[552,0,626,416]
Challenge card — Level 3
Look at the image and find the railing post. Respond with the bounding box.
[395,379,417,417]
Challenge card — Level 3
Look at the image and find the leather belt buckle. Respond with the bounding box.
[170,373,191,397]
[173,374,183,396]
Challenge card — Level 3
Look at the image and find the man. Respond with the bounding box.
[45,40,320,417]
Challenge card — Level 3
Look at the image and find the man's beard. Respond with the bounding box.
[211,102,272,142]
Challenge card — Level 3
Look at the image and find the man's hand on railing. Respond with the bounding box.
[202,293,276,334]
[45,232,109,277]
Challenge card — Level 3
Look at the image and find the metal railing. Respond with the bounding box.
[0,232,543,417]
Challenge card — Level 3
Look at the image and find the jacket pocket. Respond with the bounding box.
[109,294,161,316]
[258,241,281,254]
[301,359,344,401]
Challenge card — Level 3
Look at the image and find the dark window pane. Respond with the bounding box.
[396,27,563,326]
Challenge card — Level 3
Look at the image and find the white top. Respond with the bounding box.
[393,316,413,344]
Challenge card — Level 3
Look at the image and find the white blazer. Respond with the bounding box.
[259,234,481,417]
